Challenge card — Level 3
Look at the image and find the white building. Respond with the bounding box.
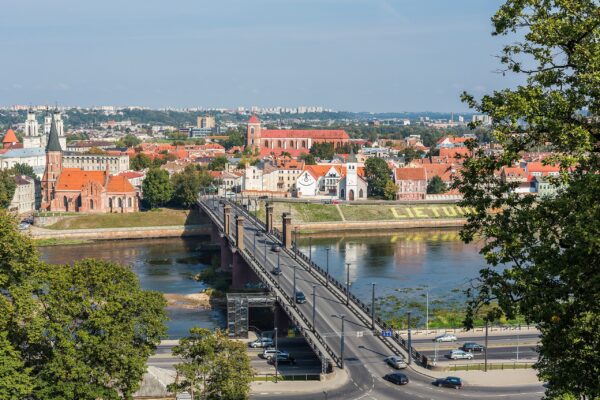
[0,148,46,177]
[9,175,36,214]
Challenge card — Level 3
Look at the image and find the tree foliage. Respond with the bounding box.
[116,133,142,148]
[171,165,214,208]
[299,152,316,165]
[309,142,335,160]
[142,168,173,209]
[0,169,16,209]
[130,153,152,171]
[364,157,393,198]
[168,328,253,400]
[208,155,228,172]
[427,175,447,194]
[455,1,600,398]
[0,211,167,400]
[223,127,246,150]
[11,163,36,181]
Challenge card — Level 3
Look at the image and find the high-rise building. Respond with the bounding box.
[197,116,216,129]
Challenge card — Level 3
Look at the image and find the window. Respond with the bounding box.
[250,127,255,134]
[90,199,94,210]
[128,197,132,207]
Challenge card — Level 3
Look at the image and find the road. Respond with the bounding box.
[204,198,545,400]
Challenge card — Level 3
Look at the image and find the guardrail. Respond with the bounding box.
[448,362,534,372]
[253,373,321,382]
[198,199,337,373]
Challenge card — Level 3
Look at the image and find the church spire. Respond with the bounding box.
[45,114,62,152]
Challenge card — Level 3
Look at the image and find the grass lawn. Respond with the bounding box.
[45,208,204,230]
[340,205,395,221]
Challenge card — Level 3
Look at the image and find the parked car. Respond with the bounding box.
[18,222,30,230]
[383,372,409,385]
[249,338,274,348]
[271,244,281,252]
[462,342,485,352]
[433,376,463,389]
[262,348,289,360]
[384,355,407,369]
[268,354,296,365]
[447,350,474,360]
[271,267,282,275]
[434,333,458,342]
[295,291,307,304]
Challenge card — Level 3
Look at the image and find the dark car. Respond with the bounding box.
[462,342,485,352]
[271,244,281,252]
[433,376,463,389]
[384,372,409,385]
[295,291,307,304]
[268,354,296,365]
[271,267,282,276]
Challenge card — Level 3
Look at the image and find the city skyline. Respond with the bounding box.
[2,0,522,112]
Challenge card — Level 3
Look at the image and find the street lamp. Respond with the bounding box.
[345,263,351,306]
[309,236,312,262]
[333,314,346,368]
[425,285,430,333]
[407,311,412,365]
[371,283,376,329]
[325,247,330,287]
[293,264,297,299]
[294,226,299,259]
[312,285,317,330]
[274,327,279,383]
[484,320,489,372]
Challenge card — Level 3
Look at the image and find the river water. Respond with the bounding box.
[39,229,488,336]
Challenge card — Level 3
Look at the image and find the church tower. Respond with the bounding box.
[25,109,39,137]
[344,147,358,201]
[41,115,63,209]
[246,115,262,153]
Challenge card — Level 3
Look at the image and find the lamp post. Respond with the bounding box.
[274,327,279,383]
[312,285,316,330]
[277,250,281,271]
[484,320,489,372]
[293,264,297,298]
[294,226,299,259]
[325,247,330,287]
[426,286,430,333]
[332,314,346,369]
[371,283,376,329]
[309,236,312,262]
[407,311,412,365]
[264,239,268,265]
[345,263,351,306]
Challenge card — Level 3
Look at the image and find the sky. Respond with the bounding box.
[1,0,522,112]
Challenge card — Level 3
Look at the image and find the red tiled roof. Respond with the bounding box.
[248,115,260,124]
[55,169,106,191]
[395,167,427,181]
[106,175,135,193]
[2,129,18,143]
[439,147,471,159]
[118,171,144,179]
[262,129,349,140]
[526,162,560,173]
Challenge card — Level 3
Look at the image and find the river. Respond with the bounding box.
[39,229,489,336]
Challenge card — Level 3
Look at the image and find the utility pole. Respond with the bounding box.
[484,320,489,372]
[407,311,412,365]
[345,263,350,306]
[516,328,520,361]
[293,264,297,298]
[264,239,268,265]
[277,251,281,271]
[294,227,299,259]
[309,236,312,262]
[371,283,376,329]
[426,286,430,332]
[274,327,279,383]
[312,285,316,330]
[325,247,330,287]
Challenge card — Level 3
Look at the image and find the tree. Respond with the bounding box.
[11,163,36,181]
[86,146,107,155]
[171,166,213,208]
[383,180,398,200]
[299,153,316,165]
[116,133,141,148]
[223,127,246,150]
[427,175,447,194]
[0,211,167,400]
[130,153,152,171]
[208,155,228,172]
[364,157,392,198]
[455,2,600,398]
[168,328,252,400]
[142,168,173,208]
[0,170,16,209]
[167,131,189,141]
[309,142,334,160]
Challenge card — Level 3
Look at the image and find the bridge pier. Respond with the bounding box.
[282,212,292,249]
[223,205,232,236]
[220,236,232,271]
[265,202,274,233]
[236,215,245,251]
[210,224,220,243]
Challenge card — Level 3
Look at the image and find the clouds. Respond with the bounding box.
[1,0,517,111]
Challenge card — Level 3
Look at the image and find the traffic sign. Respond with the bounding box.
[382,330,393,337]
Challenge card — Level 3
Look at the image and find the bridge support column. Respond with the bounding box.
[282,212,292,249]
[211,224,220,243]
[236,215,245,251]
[220,237,232,271]
[265,203,274,233]
[223,205,232,236]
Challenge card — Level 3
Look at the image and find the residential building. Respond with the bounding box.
[9,175,36,214]
[62,154,130,174]
[393,167,427,200]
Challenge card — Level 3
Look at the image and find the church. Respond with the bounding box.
[246,115,350,157]
[41,116,139,213]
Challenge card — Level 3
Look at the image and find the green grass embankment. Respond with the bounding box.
[45,208,204,230]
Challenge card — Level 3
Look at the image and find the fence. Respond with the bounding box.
[253,373,321,382]
[448,362,534,372]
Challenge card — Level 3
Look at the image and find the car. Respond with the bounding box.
[384,355,407,369]
[271,267,282,275]
[270,244,281,252]
[18,222,30,230]
[383,372,409,385]
[448,350,474,360]
[434,333,458,342]
[433,376,463,389]
[262,348,289,360]
[295,291,306,304]
[462,342,485,352]
[268,354,296,365]
[249,338,274,348]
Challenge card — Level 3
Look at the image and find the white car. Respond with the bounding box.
[262,348,289,360]
[384,355,407,369]
[434,333,458,342]
[448,350,474,360]
[249,338,273,348]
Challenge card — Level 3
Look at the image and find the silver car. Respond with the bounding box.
[249,337,274,348]
[384,355,407,369]
[448,350,474,360]
[434,333,458,342]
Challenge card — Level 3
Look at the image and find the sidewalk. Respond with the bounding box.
[439,368,542,387]
[404,325,540,339]
[251,367,349,395]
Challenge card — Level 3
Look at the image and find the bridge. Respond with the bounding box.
[198,196,544,400]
